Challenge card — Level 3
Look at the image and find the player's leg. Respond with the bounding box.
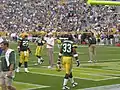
[24,51,29,73]
[62,73,70,90]
[38,46,44,64]
[62,57,70,90]
[35,46,44,65]
[16,51,24,72]
[35,46,40,64]
[68,58,78,87]
[69,72,78,87]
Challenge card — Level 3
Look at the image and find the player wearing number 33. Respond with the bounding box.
[16,33,31,73]
[57,34,80,90]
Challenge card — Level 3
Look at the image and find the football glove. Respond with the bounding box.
[29,51,32,55]
[56,58,62,72]
[76,59,80,67]
[28,48,32,55]
[56,63,62,72]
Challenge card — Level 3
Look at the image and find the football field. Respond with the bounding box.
[1,42,120,90]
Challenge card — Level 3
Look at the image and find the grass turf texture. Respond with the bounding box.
[1,42,120,90]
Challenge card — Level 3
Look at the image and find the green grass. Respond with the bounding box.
[1,42,120,90]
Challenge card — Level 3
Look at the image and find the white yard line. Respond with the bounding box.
[77,84,120,90]
[29,58,120,66]
[28,68,119,81]
[29,71,96,81]
[106,47,120,48]
[14,81,50,90]
[80,58,120,63]
[25,58,120,82]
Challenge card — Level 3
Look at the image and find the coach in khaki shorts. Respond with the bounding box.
[0,41,16,90]
[88,32,97,63]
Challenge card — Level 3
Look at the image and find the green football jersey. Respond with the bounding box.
[20,38,29,51]
[36,38,45,46]
[61,40,74,56]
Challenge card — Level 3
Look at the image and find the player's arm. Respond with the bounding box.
[57,48,62,64]
[17,41,21,53]
[17,37,22,52]
[73,48,80,67]
[28,47,31,54]
[56,48,62,71]
[27,44,32,54]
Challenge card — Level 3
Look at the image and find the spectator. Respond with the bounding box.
[0,0,119,32]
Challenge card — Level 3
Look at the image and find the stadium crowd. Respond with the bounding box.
[0,0,119,31]
[0,0,120,45]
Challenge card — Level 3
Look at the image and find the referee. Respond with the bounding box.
[88,32,97,63]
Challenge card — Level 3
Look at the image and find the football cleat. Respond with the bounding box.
[34,63,38,65]
[62,85,70,90]
[93,60,97,63]
[88,60,92,63]
[72,82,78,87]
[25,68,29,73]
[48,66,53,69]
[40,60,44,64]
[25,70,29,73]
[16,67,20,72]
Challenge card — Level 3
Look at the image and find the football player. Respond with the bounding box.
[16,33,31,73]
[35,36,45,65]
[57,34,80,90]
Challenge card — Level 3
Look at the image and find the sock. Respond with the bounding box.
[40,57,44,62]
[17,67,20,70]
[63,74,69,86]
[63,79,69,86]
[69,72,74,83]
[24,62,28,68]
[37,56,41,63]
[38,58,41,63]
[69,78,74,84]
[24,68,28,71]
[18,62,22,67]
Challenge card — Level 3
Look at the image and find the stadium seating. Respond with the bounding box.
[0,0,119,32]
